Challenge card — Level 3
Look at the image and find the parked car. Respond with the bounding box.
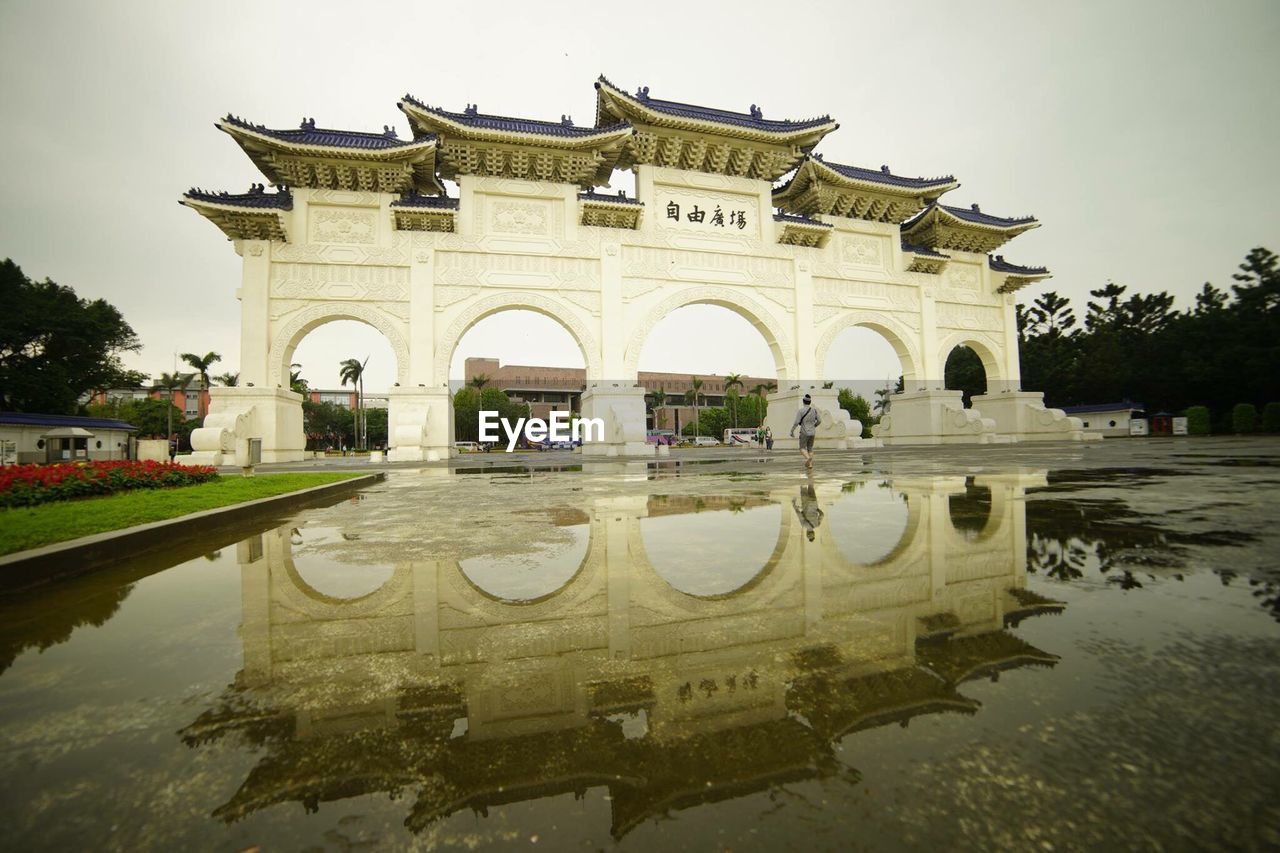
[691,435,720,447]
[454,441,480,452]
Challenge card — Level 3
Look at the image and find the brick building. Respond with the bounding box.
[463,357,774,432]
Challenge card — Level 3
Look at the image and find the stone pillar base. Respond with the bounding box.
[177,386,304,465]
[871,389,997,445]
[579,384,652,457]
[971,391,1098,442]
[387,387,453,462]
[764,384,862,449]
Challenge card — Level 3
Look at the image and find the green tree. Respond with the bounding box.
[751,381,776,422]
[156,372,194,444]
[469,374,490,393]
[685,377,705,438]
[179,351,221,419]
[302,400,354,449]
[339,357,368,450]
[0,259,142,413]
[1184,405,1212,436]
[944,346,987,407]
[214,371,239,387]
[837,388,873,437]
[364,406,389,447]
[290,363,309,396]
[1232,403,1258,434]
[650,389,667,429]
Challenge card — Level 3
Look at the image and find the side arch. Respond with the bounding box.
[937,330,1005,385]
[268,301,410,388]
[815,311,922,384]
[622,286,796,379]
[433,291,601,386]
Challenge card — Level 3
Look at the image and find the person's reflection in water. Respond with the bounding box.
[793,477,825,541]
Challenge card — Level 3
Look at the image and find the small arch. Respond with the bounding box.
[937,331,1004,386]
[816,313,921,386]
[624,286,796,379]
[436,292,601,386]
[269,302,409,389]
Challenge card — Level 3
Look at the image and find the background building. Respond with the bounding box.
[0,413,137,464]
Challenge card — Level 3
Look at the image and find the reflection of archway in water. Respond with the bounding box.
[459,523,591,604]
[826,480,914,565]
[639,502,785,598]
[949,478,995,541]
[287,526,398,602]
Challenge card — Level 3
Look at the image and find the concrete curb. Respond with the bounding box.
[0,473,385,593]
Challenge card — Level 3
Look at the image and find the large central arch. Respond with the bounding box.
[435,291,602,387]
[269,301,410,389]
[623,285,796,380]
[815,312,922,385]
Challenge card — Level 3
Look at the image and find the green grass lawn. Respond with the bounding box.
[0,473,362,557]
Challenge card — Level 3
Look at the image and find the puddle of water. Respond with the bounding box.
[1,444,1278,850]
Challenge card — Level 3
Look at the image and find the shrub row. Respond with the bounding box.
[0,460,220,508]
[1181,403,1280,435]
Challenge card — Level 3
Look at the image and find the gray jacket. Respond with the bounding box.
[792,405,821,437]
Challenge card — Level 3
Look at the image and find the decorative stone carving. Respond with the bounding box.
[491,200,550,235]
[840,235,885,267]
[621,247,791,287]
[309,206,377,245]
[813,279,920,312]
[947,265,980,291]
[936,302,1004,331]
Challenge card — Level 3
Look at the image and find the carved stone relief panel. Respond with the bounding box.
[839,234,886,268]
[270,263,410,301]
[309,205,378,245]
[936,302,1004,331]
[813,278,921,313]
[435,251,599,290]
[621,247,791,288]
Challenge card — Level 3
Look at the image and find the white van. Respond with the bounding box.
[691,435,720,447]
[454,441,481,452]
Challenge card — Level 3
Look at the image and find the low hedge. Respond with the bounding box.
[1184,406,1212,435]
[1263,402,1280,433]
[1231,403,1258,434]
[0,460,219,508]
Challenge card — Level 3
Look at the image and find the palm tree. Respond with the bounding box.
[724,373,745,429]
[339,357,368,450]
[157,371,194,449]
[469,374,490,393]
[180,351,221,419]
[214,371,239,387]
[652,389,667,429]
[290,363,310,396]
[687,376,705,438]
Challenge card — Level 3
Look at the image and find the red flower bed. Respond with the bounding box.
[0,460,220,508]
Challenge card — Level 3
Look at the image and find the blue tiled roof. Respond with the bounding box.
[222,114,426,149]
[773,212,832,228]
[596,76,834,133]
[390,191,459,209]
[184,185,293,209]
[578,191,643,206]
[902,240,948,258]
[811,155,955,190]
[401,95,630,138]
[989,255,1048,274]
[940,203,1037,227]
[1059,402,1145,415]
[0,412,137,431]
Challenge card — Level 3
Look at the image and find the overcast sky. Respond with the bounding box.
[2,1,1276,394]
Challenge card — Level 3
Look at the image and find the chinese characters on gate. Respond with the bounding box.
[666,200,748,230]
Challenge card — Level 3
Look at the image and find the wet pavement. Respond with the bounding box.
[0,437,1278,850]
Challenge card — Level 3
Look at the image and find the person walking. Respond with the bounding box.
[789,394,820,470]
[765,426,774,451]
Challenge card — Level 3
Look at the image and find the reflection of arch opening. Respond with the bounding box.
[458,523,590,604]
[436,293,600,386]
[827,480,914,565]
[639,503,786,598]
[270,303,409,389]
[625,288,795,379]
[817,316,920,387]
[949,478,994,541]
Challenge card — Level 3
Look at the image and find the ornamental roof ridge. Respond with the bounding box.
[578,189,643,205]
[902,239,949,259]
[594,75,837,133]
[183,183,294,209]
[400,93,632,138]
[806,154,957,190]
[390,190,459,209]
[938,202,1038,227]
[773,211,832,228]
[988,254,1049,274]
[220,113,429,150]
